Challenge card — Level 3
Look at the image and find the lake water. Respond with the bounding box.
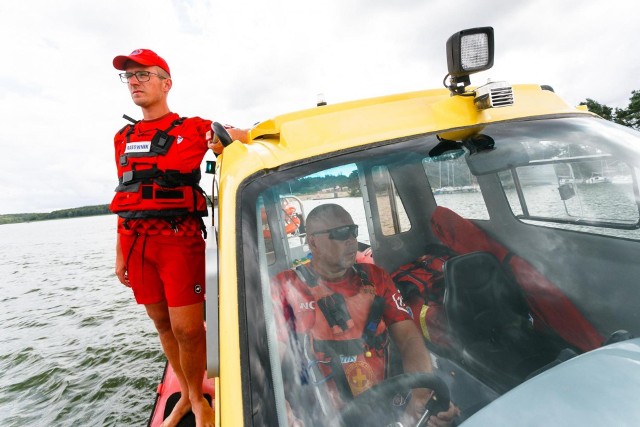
[0,206,373,427]
[1,186,636,427]
[0,215,163,426]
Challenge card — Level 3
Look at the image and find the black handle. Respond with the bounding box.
[212,122,233,147]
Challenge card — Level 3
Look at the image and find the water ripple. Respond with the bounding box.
[0,216,168,427]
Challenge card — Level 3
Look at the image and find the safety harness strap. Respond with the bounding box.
[293,263,390,403]
[117,166,202,188]
[363,295,386,348]
[313,338,365,356]
[292,263,389,351]
[294,264,318,286]
[121,116,186,163]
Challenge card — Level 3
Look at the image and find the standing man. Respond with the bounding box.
[272,204,459,426]
[111,48,244,427]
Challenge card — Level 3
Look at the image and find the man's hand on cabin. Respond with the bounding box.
[207,129,223,154]
[226,127,248,143]
[207,126,248,154]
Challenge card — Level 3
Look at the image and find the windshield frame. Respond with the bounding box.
[232,115,640,425]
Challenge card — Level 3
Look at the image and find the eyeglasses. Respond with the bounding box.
[119,71,167,83]
[311,224,358,241]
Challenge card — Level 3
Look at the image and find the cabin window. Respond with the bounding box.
[422,151,489,219]
[257,196,277,266]
[256,164,371,278]
[371,165,411,235]
[247,162,378,425]
[498,139,640,240]
[239,116,640,425]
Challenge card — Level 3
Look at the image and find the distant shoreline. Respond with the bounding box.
[2,190,355,225]
[0,204,112,225]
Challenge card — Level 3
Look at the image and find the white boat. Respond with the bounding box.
[584,173,610,184]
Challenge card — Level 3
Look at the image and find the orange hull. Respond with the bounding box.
[147,362,216,427]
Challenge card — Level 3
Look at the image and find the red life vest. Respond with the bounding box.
[110,113,210,219]
[391,244,457,349]
[292,264,390,399]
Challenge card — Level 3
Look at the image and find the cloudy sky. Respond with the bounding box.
[1,0,638,214]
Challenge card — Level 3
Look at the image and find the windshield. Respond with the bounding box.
[238,116,640,426]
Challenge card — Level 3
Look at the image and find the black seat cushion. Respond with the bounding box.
[443,251,559,391]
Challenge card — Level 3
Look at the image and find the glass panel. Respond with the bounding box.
[255,164,376,426]
[258,196,277,266]
[371,165,411,235]
[422,151,489,219]
[497,127,640,239]
[499,170,524,216]
[517,162,637,222]
[242,116,640,425]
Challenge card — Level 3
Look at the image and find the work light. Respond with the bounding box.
[445,27,495,93]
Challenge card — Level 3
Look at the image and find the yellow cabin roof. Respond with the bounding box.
[219,84,595,183]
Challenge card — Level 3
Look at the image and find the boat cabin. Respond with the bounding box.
[155,27,640,426]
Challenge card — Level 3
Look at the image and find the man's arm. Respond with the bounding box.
[389,320,459,426]
[207,125,249,154]
[115,233,130,287]
[389,319,433,373]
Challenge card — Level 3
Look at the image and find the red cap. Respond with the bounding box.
[113,49,170,76]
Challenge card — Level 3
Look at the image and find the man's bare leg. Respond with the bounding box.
[146,302,193,427]
[169,302,214,427]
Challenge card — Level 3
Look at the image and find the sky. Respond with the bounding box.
[1,0,639,215]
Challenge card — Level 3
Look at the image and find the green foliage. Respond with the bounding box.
[581,90,640,129]
[347,170,361,196]
[0,205,112,225]
[581,99,613,121]
[613,90,640,129]
[277,170,362,198]
[289,174,352,194]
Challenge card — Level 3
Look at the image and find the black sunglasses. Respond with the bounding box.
[311,224,358,241]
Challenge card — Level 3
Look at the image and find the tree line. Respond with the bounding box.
[289,174,352,194]
[0,205,112,225]
[580,90,640,129]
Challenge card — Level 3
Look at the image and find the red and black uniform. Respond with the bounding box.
[111,112,210,225]
[112,112,211,307]
[272,263,412,404]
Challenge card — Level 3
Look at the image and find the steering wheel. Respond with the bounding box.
[338,373,450,427]
[212,121,233,147]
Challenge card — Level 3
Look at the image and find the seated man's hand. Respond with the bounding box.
[426,401,460,427]
[404,389,459,427]
[285,400,304,427]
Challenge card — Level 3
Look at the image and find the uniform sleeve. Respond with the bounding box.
[369,265,413,326]
[191,116,213,150]
[271,272,294,343]
[171,117,212,167]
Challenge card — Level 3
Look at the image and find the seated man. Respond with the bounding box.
[272,203,458,426]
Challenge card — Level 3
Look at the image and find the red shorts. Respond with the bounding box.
[119,233,206,307]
